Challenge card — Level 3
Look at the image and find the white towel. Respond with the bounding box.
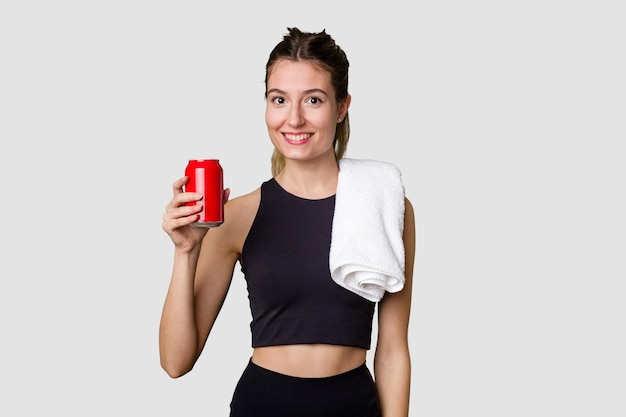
[329,158,406,302]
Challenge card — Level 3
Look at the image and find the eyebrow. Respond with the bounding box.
[267,88,329,97]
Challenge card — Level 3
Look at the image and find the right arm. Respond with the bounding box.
[159,176,241,378]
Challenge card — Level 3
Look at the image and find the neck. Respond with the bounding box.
[275,156,339,199]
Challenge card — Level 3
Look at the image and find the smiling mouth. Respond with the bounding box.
[284,133,313,142]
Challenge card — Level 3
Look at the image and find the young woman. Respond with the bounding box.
[160,27,415,417]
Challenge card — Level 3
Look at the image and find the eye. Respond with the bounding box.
[306,97,323,105]
[270,96,285,105]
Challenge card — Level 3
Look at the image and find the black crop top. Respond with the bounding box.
[240,179,376,349]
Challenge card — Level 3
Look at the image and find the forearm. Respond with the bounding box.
[374,349,411,417]
[159,248,202,377]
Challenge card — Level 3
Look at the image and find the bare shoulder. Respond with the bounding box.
[209,187,261,253]
[225,187,261,230]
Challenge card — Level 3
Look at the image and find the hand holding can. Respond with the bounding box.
[184,159,224,227]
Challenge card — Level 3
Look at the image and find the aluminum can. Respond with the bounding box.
[184,159,224,227]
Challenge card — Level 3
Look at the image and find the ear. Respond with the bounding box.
[338,94,352,121]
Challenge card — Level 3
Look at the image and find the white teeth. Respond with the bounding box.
[285,133,310,141]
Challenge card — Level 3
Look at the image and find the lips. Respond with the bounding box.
[283,133,313,144]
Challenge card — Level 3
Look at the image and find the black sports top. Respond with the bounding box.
[240,178,376,349]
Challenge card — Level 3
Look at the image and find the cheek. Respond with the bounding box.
[265,107,282,129]
[315,113,338,132]
[302,109,329,125]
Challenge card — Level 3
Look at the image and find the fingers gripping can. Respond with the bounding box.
[184,159,224,227]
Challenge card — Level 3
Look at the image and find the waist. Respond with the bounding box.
[251,344,367,378]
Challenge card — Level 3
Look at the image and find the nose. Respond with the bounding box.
[288,104,305,127]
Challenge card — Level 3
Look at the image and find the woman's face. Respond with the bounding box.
[265,59,350,164]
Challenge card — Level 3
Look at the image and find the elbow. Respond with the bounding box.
[162,366,188,379]
[160,356,194,379]
[159,337,199,378]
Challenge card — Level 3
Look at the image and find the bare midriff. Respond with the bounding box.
[251,344,367,378]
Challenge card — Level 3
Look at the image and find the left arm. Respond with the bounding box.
[374,197,415,417]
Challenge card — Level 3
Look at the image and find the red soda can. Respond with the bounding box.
[184,159,224,227]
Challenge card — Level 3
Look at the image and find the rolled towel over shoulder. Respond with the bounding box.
[329,158,406,302]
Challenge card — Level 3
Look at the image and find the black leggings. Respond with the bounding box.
[229,359,381,417]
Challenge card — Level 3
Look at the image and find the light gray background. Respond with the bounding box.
[1,1,624,416]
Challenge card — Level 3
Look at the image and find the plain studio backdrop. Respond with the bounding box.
[1,1,624,416]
